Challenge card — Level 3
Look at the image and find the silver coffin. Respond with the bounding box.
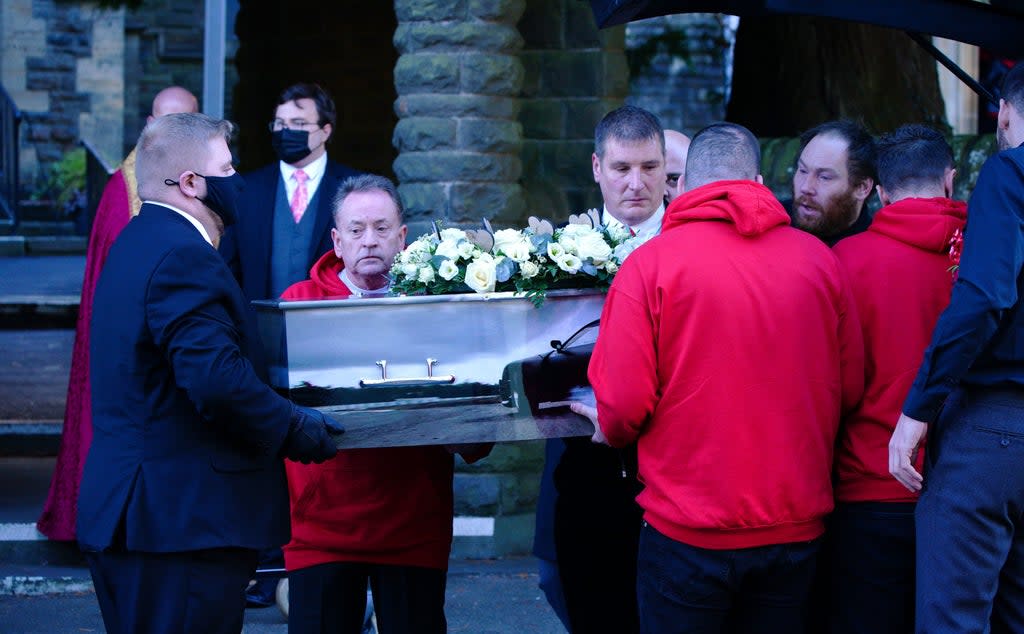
[253,290,604,448]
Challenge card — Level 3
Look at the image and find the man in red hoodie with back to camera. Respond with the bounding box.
[573,122,864,633]
[829,124,966,634]
[280,174,490,634]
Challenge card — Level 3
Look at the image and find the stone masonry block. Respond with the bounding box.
[460,54,523,96]
[453,472,501,515]
[26,54,75,72]
[564,98,620,139]
[394,54,459,95]
[517,51,543,98]
[397,182,449,218]
[392,117,457,152]
[602,52,631,98]
[564,0,602,48]
[449,182,526,222]
[394,151,521,183]
[539,140,595,187]
[522,177,571,220]
[457,118,521,153]
[395,94,520,119]
[468,0,526,23]
[516,0,562,49]
[394,0,467,21]
[540,51,604,97]
[519,99,563,139]
[394,23,522,54]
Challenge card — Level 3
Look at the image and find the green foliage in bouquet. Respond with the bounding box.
[390,216,650,307]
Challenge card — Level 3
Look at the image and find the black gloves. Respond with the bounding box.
[282,405,345,464]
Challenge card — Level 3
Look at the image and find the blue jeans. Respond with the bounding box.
[637,521,819,634]
[916,387,1024,633]
[829,501,915,634]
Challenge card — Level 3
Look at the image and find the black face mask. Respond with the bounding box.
[164,172,246,227]
[271,129,313,164]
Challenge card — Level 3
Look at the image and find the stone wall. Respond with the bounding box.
[625,13,736,135]
[517,0,629,220]
[1,0,124,187]
[392,0,528,236]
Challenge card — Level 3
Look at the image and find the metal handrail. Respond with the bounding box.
[0,83,22,227]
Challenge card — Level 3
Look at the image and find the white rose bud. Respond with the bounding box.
[401,263,419,278]
[464,258,497,293]
[520,260,540,278]
[605,260,619,274]
[417,266,435,284]
[438,259,459,281]
[457,240,477,260]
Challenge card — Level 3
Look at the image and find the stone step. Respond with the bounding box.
[0,236,88,257]
[15,221,79,237]
[0,330,73,424]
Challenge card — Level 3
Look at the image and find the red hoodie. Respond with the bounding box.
[832,197,967,504]
[281,250,490,571]
[591,180,864,550]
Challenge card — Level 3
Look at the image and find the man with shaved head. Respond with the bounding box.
[574,122,864,632]
[38,86,199,542]
[663,129,691,204]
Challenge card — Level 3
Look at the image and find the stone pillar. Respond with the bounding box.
[393,0,527,234]
[517,0,629,218]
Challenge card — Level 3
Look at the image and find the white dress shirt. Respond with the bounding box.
[601,203,666,240]
[280,152,328,205]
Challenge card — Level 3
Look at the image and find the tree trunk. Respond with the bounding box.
[725,16,948,137]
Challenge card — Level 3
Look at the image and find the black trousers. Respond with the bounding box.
[916,387,1024,633]
[287,561,447,634]
[554,441,643,634]
[637,522,820,634]
[828,501,916,634]
[85,546,258,634]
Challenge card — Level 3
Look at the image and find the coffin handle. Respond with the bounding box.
[358,358,456,388]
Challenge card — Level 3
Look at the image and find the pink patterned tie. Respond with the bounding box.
[290,169,309,223]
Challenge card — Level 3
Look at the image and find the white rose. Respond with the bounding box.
[557,234,578,253]
[457,240,477,260]
[436,239,460,260]
[576,231,613,264]
[560,224,589,238]
[438,259,459,281]
[464,258,497,293]
[417,266,435,284]
[440,228,466,242]
[605,260,619,274]
[556,254,582,274]
[401,263,419,278]
[547,242,566,260]
[520,260,540,279]
[493,228,523,250]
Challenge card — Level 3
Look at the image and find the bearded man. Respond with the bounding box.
[790,120,877,245]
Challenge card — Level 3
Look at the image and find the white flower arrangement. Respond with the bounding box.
[390,211,651,306]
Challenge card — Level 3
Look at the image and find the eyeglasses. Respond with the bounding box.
[269,119,321,132]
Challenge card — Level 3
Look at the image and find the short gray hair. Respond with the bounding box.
[594,105,665,159]
[135,113,234,200]
[331,174,405,225]
[684,123,761,191]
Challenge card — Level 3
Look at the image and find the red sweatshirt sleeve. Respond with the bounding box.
[589,264,660,447]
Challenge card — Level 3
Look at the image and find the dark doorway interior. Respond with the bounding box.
[233,2,398,176]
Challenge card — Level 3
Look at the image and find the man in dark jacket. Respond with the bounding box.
[890,61,1024,633]
[79,112,341,634]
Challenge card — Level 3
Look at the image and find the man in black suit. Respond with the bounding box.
[78,112,342,634]
[221,82,361,301]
